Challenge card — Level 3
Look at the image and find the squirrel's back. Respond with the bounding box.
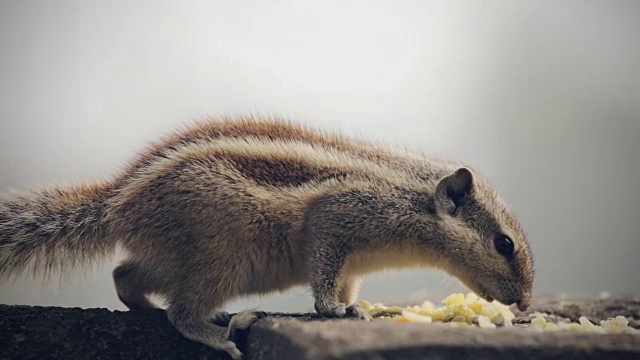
[0,116,469,280]
[118,116,458,188]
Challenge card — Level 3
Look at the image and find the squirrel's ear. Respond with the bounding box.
[435,167,474,215]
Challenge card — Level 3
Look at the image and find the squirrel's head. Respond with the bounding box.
[429,167,534,311]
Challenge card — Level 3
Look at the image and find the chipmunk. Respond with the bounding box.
[0,117,534,359]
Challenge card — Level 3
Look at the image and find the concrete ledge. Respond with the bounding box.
[248,318,640,360]
[524,295,640,328]
[0,305,223,360]
[1,296,639,360]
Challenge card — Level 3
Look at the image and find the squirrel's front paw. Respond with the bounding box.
[345,304,372,321]
[316,301,346,318]
[316,302,372,321]
[211,311,232,326]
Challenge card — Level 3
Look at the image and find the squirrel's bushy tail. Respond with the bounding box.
[0,181,117,279]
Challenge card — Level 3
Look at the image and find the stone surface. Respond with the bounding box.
[247,318,640,360]
[525,295,640,328]
[1,295,639,360]
[0,305,224,360]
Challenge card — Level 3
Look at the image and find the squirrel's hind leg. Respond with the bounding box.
[166,300,243,360]
[113,261,158,310]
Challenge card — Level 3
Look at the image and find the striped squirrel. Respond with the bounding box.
[0,117,534,359]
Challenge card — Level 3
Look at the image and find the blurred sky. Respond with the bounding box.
[0,0,639,312]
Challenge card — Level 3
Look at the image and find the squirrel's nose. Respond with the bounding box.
[517,289,532,311]
[517,298,530,311]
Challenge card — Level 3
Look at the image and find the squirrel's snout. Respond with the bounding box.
[496,279,531,311]
[516,289,532,311]
[516,299,530,312]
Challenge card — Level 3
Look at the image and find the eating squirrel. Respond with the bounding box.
[0,117,534,359]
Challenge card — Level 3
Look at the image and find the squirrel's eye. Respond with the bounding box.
[494,235,514,257]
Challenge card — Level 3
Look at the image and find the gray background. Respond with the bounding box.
[1,0,638,312]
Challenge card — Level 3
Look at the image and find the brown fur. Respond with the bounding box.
[0,116,534,359]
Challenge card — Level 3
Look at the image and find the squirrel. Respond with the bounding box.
[0,116,534,359]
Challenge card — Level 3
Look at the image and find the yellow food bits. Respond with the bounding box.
[600,316,638,334]
[358,293,639,334]
[535,313,638,334]
[468,302,483,314]
[480,305,498,320]
[477,315,496,329]
[359,292,515,328]
[543,323,560,332]
[531,314,547,329]
[491,313,506,325]
[401,310,433,323]
[360,293,640,334]
[442,293,466,306]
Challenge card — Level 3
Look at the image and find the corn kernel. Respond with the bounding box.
[401,310,433,323]
[478,315,496,329]
[443,293,465,306]
[531,314,547,328]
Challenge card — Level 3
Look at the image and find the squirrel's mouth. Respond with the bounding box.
[460,277,528,310]
[477,288,494,303]
[461,280,493,302]
[448,269,497,304]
